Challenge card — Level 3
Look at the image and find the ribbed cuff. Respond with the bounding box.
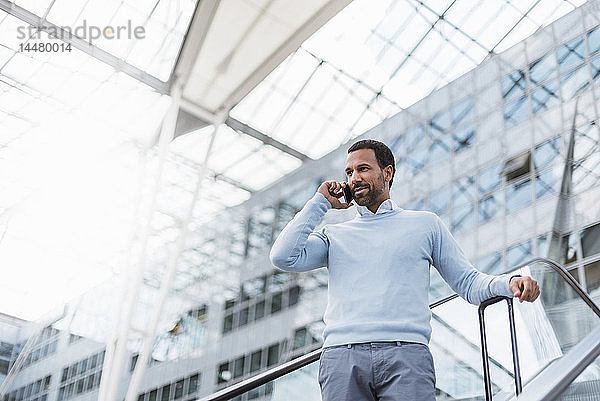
[313,192,333,210]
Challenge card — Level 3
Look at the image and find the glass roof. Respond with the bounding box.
[0,0,589,335]
[231,0,586,159]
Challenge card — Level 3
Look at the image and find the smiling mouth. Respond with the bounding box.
[354,186,369,196]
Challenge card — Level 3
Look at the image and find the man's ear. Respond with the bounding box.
[384,165,393,183]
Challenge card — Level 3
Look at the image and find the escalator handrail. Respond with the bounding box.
[508,257,600,317]
[198,257,600,401]
[506,324,600,401]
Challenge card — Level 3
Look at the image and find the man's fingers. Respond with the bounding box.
[528,282,540,302]
[516,278,540,302]
[519,280,531,302]
[327,182,343,198]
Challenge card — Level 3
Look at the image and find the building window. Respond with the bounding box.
[453,124,474,152]
[504,151,531,182]
[224,298,236,311]
[161,384,171,400]
[288,285,301,307]
[242,276,266,301]
[293,328,307,350]
[588,26,600,55]
[478,163,503,194]
[504,95,529,128]
[270,292,282,314]
[69,334,83,344]
[584,260,600,292]
[534,137,560,169]
[405,124,428,175]
[223,314,234,334]
[233,356,245,379]
[217,363,231,384]
[478,192,501,223]
[573,149,600,193]
[535,169,560,199]
[269,271,288,292]
[308,320,325,344]
[592,56,600,84]
[407,198,425,211]
[174,379,184,399]
[452,203,474,233]
[428,186,450,216]
[266,344,279,367]
[428,109,452,165]
[506,178,532,213]
[502,70,527,101]
[130,354,138,372]
[85,374,94,391]
[237,307,249,327]
[531,80,559,113]
[250,350,262,373]
[529,53,556,85]
[188,373,200,394]
[507,241,532,268]
[389,134,403,157]
[581,222,600,258]
[452,176,475,232]
[560,63,590,100]
[558,35,586,73]
[254,300,265,321]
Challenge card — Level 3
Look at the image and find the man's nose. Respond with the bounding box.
[348,171,360,186]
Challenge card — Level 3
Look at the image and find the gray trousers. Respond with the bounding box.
[318,342,436,401]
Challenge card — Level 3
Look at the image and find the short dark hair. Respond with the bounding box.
[348,139,396,188]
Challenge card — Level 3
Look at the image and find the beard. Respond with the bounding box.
[353,173,386,207]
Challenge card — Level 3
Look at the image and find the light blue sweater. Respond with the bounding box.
[269,193,513,347]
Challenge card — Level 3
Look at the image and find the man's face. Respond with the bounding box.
[345,148,389,207]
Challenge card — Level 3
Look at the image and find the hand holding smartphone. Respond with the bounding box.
[317,181,353,209]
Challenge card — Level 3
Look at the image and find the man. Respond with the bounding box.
[270,139,540,401]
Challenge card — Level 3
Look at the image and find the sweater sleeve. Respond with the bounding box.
[430,214,513,305]
[269,192,331,272]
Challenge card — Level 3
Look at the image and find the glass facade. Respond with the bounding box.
[57,350,104,401]
[136,372,201,401]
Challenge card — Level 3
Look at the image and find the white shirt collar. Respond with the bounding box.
[356,198,398,216]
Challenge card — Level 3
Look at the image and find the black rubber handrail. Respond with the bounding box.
[479,296,522,401]
[198,257,600,401]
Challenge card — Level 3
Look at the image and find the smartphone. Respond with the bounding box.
[343,184,353,204]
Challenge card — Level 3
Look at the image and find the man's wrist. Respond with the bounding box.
[314,192,333,209]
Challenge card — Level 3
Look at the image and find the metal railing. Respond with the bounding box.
[198,257,600,401]
[507,324,600,401]
[479,296,522,401]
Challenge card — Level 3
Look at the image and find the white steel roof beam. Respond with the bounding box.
[170,0,221,91]
[226,116,309,161]
[217,0,352,115]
